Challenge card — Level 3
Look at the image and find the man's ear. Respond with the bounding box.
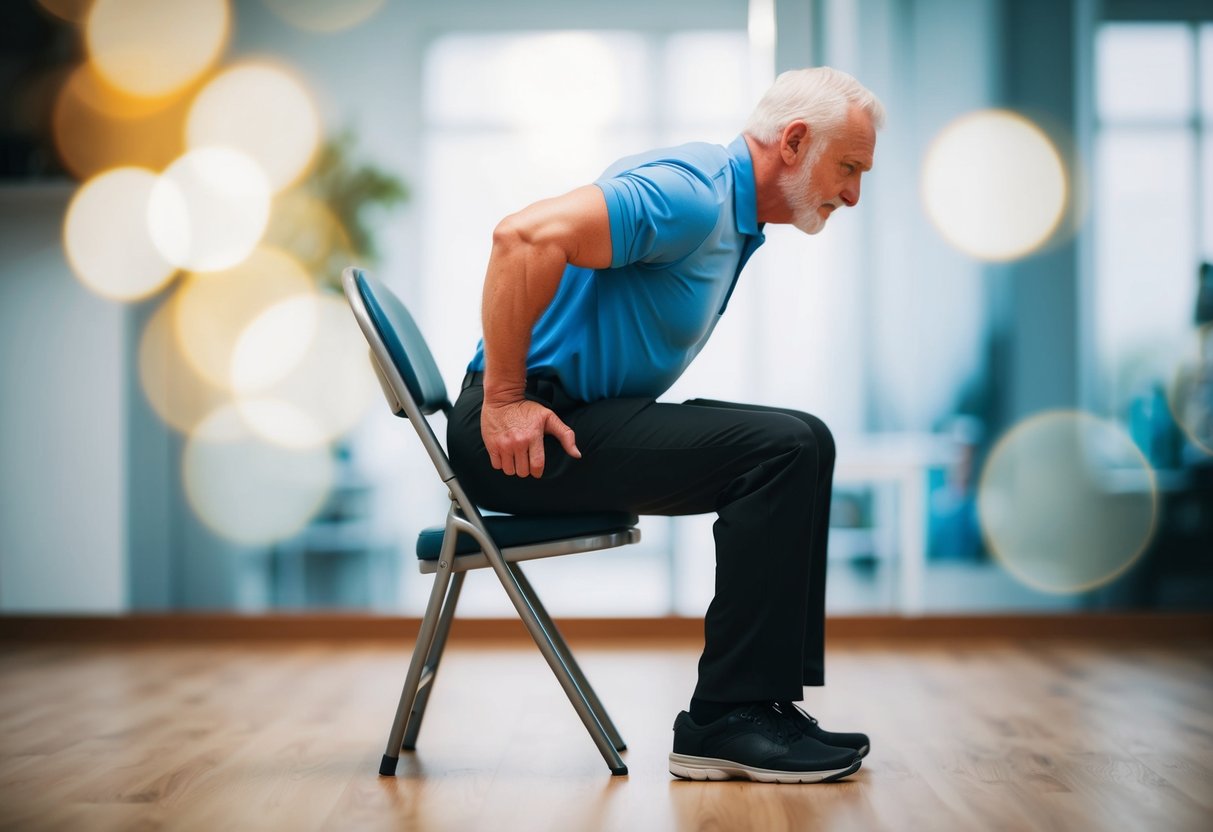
[781,120,811,165]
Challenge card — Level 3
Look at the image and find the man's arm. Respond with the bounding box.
[480,184,612,478]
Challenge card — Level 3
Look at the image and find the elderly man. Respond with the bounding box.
[448,67,884,783]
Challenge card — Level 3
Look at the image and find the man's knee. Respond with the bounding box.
[781,410,835,466]
[767,413,820,465]
[805,414,836,465]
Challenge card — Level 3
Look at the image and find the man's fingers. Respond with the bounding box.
[482,401,578,478]
[546,413,582,459]
[528,437,545,479]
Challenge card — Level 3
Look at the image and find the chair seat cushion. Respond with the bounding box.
[416,511,639,560]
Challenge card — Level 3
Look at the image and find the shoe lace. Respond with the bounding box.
[732,704,792,742]
[767,701,813,741]
[778,701,819,725]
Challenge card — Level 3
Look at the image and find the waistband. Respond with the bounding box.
[460,373,560,392]
[461,371,562,394]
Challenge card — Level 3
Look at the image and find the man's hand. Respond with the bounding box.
[481,398,581,478]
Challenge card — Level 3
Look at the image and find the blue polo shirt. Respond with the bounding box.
[467,134,765,402]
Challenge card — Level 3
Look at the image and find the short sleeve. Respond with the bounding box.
[594,163,722,269]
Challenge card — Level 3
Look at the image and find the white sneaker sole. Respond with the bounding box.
[669,753,861,784]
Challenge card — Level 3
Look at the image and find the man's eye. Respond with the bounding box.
[842,163,855,174]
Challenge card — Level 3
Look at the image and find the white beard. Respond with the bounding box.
[779,143,842,236]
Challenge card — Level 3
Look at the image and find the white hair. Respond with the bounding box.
[743,66,886,145]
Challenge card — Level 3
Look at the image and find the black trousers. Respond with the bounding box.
[447,373,835,703]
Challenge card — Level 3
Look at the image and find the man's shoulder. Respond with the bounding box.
[593,141,732,267]
[599,141,731,184]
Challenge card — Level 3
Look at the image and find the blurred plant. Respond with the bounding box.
[266,128,408,292]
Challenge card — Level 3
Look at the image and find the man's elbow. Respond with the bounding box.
[491,216,526,253]
[493,213,570,265]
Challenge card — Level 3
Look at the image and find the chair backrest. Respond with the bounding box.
[342,266,458,483]
[343,267,451,416]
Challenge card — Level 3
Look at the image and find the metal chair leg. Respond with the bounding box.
[510,564,626,751]
[401,570,465,750]
[379,512,459,776]
[447,512,627,775]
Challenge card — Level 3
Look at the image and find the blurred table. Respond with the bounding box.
[836,433,959,615]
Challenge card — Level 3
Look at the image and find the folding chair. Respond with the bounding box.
[341,266,639,777]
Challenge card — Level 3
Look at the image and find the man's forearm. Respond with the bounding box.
[480,227,568,403]
[479,186,612,404]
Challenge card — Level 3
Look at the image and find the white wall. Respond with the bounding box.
[0,186,127,612]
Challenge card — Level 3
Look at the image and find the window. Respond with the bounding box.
[1092,22,1211,434]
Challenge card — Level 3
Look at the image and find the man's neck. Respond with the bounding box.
[743,134,791,226]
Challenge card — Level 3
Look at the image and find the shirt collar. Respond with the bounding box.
[727,134,761,237]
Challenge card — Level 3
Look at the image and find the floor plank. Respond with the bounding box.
[1,639,1210,831]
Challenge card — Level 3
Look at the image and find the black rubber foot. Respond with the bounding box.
[610,765,629,776]
[616,743,627,752]
[379,754,398,776]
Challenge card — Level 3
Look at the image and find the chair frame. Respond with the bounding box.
[341,267,637,777]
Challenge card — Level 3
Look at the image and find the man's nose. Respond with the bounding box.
[840,179,861,207]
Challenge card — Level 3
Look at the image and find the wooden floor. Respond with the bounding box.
[1,638,1210,831]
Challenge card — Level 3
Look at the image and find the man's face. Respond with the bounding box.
[780,107,876,235]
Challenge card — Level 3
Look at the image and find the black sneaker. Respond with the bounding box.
[669,703,862,783]
[774,701,871,758]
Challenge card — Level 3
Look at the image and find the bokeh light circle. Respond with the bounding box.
[1166,324,1213,456]
[264,189,353,274]
[184,404,335,545]
[231,294,380,448]
[263,0,386,33]
[230,294,320,395]
[52,63,198,180]
[138,289,234,436]
[148,147,272,272]
[977,411,1158,594]
[64,167,177,301]
[85,0,229,99]
[60,62,174,120]
[187,63,321,192]
[173,246,315,389]
[921,110,1067,261]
